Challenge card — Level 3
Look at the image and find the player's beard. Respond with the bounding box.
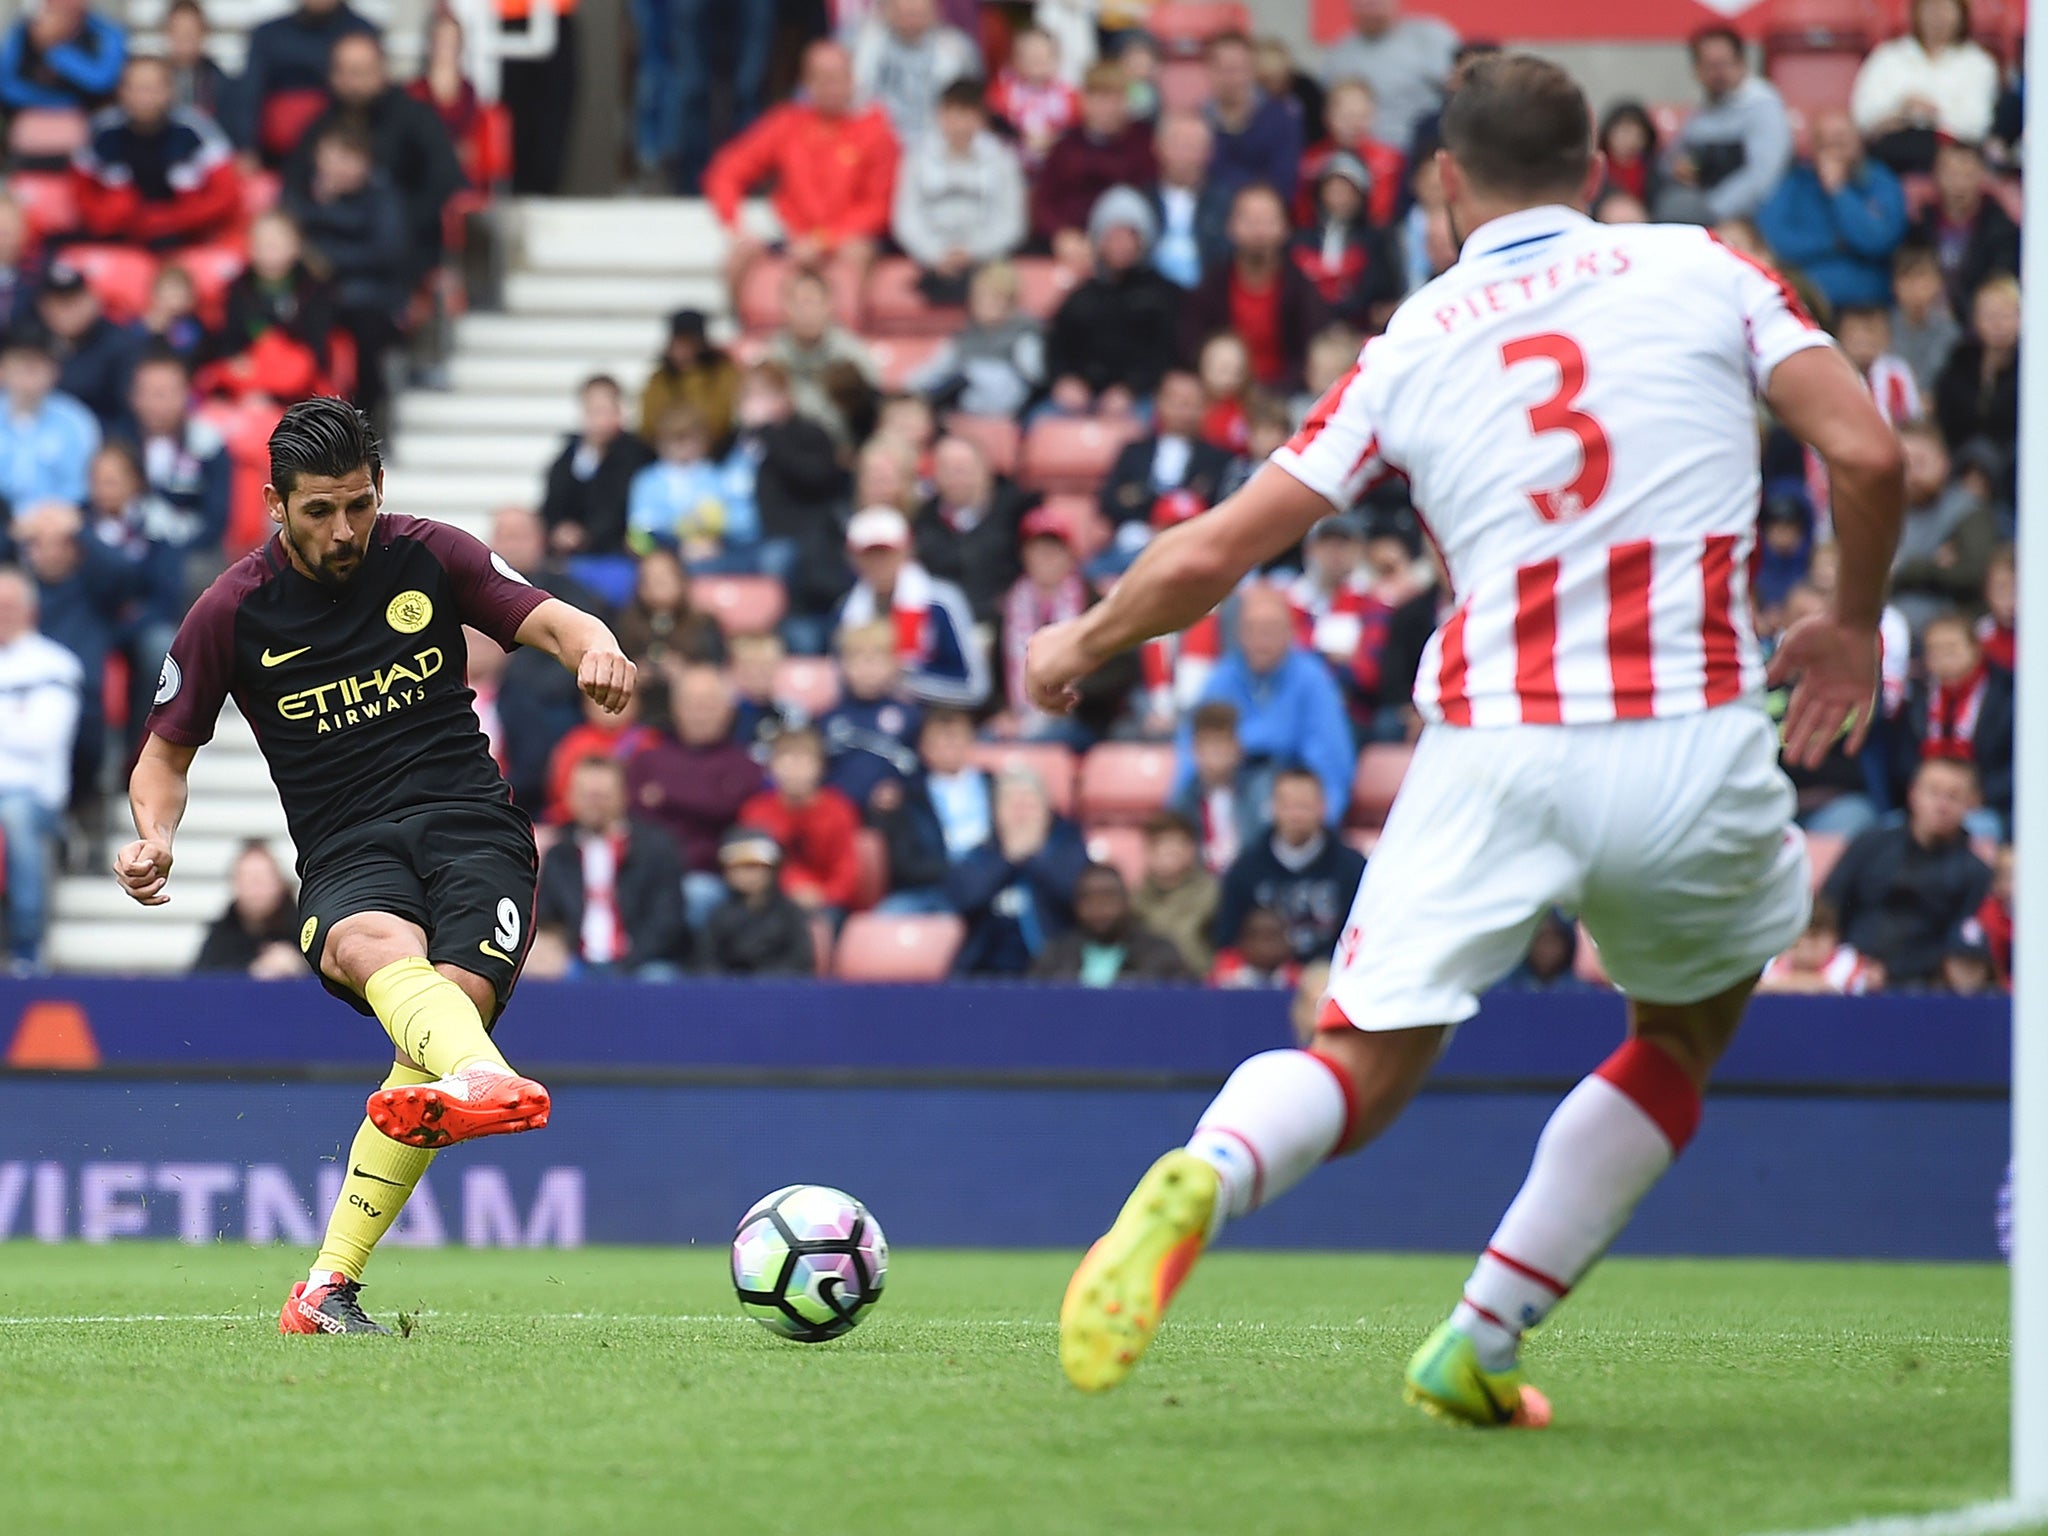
[287,523,367,589]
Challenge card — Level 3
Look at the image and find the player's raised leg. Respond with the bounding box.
[1406,979,1752,1427]
[322,912,551,1148]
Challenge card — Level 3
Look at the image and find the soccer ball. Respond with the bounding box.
[731,1185,888,1342]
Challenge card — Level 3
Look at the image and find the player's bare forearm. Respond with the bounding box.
[117,735,196,905]
[516,597,638,713]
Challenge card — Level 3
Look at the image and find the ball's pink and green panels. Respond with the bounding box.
[730,1185,890,1335]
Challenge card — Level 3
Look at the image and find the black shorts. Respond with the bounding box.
[296,801,538,1023]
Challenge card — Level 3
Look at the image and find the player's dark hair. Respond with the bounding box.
[1440,54,1591,200]
[1687,24,1744,60]
[269,396,383,497]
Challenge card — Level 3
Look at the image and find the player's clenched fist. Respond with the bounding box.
[578,646,637,714]
[113,839,174,906]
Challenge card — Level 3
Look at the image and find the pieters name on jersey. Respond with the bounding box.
[146,513,551,865]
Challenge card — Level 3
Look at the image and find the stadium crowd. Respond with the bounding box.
[0,0,2026,1000]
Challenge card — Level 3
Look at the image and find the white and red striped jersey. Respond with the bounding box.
[1271,206,1833,729]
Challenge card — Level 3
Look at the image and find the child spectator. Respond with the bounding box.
[1208,906,1301,990]
[407,10,480,152]
[141,266,205,365]
[700,825,817,976]
[1212,767,1365,964]
[835,506,989,708]
[1045,185,1182,416]
[542,375,655,557]
[1759,900,1880,995]
[875,392,938,484]
[1502,910,1593,992]
[536,755,690,975]
[73,57,242,252]
[1937,923,1997,996]
[995,506,1086,739]
[0,323,98,510]
[1297,79,1403,229]
[628,406,736,565]
[730,630,800,757]
[1029,863,1192,984]
[1976,544,2015,671]
[1033,60,1156,260]
[820,619,922,805]
[543,689,658,825]
[1173,700,1260,874]
[947,764,1088,976]
[866,703,985,913]
[1114,30,1160,119]
[767,267,880,449]
[163,0,230,124]
[1219,388,1299,502]
[988,25,1079,171]
[739,724,863,914]
[909,261,1045,419]
[1890,243,1960,394]
[1197,332,1253,454]
[1834,305,1920,427]
[1596,102,1663,212]
[1132,810,1219,976]
[1290,152,1404,333]
[197,210,332,404]
[615,546,728,669]
[1909,611,2013,835]
[892,79,1028,307]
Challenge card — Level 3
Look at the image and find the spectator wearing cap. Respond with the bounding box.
[283,123,408,426]
[706,41,899,300]
[1202,32,1301,203]
[848,0,979,147]
[1934,275,2020,481]
[0,565,79,972]
[1174,583,1355,826]
[1824,757,1991,985]
[835,505,988,709]
[0,0,125,115]
[1211,766,1366,964]
[947,764,1089,977]
[1891,243,1961,397]
[125,346,228,560]
[1030,863,1193,985]
[1146,112,1232,291]
[38,262,142,429]
[541,374,655,558]
[738,725,863,915]
[1032,60,1157,261]
[1099,369,1232,555]
[699,824,816,977]
[1185,184,1333,392]
[993,505,1135,744]
[1756,109,1908,313]
[1299,79,1405,230]
[290,32,466,293]
[639,309,741,449]
[1851,0,1999,175]
[162,0,229,126]
[627,661,766,923]
[1657,27,1794,225]
[892,80,1028,308]
[536,754,691,976]
[1937,920,1997,995]
[1290,152,1404,333]
[1317,0,1458,156]
[0,324,99,508]
[71,56,240,253]
[1910,136,2021,321]
[235,0,377,160]
[915,434,1034,624]
[1044,186,1182,417]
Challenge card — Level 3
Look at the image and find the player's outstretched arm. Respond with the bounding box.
[515,597,638,715]
[116,734,197,906]
[1762,346,1907,768]
[1027,464,1331,713]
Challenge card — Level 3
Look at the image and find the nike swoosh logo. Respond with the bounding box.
[478,940,514,965]
[352,1166,411,1189]
[261,646,312,667]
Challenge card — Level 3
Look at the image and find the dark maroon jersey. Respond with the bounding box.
[146,512,552,865]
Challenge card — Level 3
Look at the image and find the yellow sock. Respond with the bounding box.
[315,1063,439,1281]
[361,956,509,1078]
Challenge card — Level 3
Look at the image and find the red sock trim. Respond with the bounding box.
[1460,1295,1513,1333]
[1305,1047,1360,1156]
[1594,1037,1702,1152]
[1484,1246,1570,1298]
[1205,1126,1265,1209]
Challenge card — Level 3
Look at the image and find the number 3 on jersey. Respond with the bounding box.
[1501,332,1611,522]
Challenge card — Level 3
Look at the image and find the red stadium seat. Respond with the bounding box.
[1347,743,1412,829]
[175,242,248,330]
[62,245,158,324]
[8,172,76,240]
[736,254,795,332]
[1764,0,1879,52]
[853,827,888,911]
[1078,742,1177,824]
[864,257,966,338]
[1158,59,1212,114]
[1020,417,1143,495]
[833,913,965,980]
[1084,824,1148,887]
[1804,831,1848,892]
[776,655,842,716]
[944,414,1021,476]
[867,334,947,392]
[968,741,1079,815]
[7,107,88,164]
[694,574,788,636]
[1013,257,1079,320]
[259,88,329,162]
[1767,52,1866,120]
[1149,1,1252,55]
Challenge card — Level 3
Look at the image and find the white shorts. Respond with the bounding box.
[1325,704,1811,1031]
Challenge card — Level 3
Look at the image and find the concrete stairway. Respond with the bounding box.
[48,197,736,974]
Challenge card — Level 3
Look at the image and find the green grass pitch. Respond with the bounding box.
[0,1244,2022,1536]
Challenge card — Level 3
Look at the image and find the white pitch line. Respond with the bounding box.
[1755,1502,2048,1536]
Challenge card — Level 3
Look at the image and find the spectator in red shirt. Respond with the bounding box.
[987,24,1078,172]
[72,57,242,251]
[740,724,863,914]
[705,40,900,300]
[1033,58,1157,268]
[1297,78,1404,228]
[1183,183,1332,390]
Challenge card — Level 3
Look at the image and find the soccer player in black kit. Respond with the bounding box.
[114,399,637,1335]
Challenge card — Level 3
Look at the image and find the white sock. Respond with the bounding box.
[308,1266,346,1289]
[1185,1049,1353,1234]
[1455,1040,1700,1370]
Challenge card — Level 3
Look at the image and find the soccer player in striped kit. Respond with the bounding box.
[1026,55,1906,1425]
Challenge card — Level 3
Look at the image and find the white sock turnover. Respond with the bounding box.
[1185,1049,1353,1233]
